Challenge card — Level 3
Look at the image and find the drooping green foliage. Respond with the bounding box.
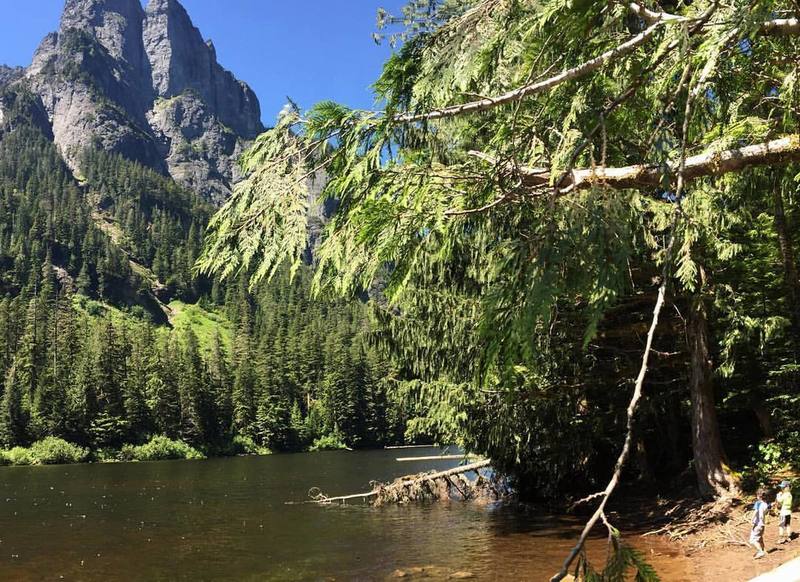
[199,0,800,520]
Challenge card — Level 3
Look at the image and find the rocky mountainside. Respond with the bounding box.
[0,66,24,90]
[4,0,264,203]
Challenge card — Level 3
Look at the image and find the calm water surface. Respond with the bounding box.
[0,448,692,580]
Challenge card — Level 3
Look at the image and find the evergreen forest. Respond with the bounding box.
[0,90,403,461]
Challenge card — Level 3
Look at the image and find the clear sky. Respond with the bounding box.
[0,1,406,124]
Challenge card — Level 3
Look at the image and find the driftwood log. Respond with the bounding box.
[302,459,503,506]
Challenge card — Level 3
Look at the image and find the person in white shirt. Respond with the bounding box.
[750,488,769,559]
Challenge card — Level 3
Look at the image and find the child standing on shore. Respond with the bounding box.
[750,488,768,559]
[777,480,793,544]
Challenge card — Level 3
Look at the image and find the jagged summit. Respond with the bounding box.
[3,0,264,203]
[60,0,147,69]
[142,0,261,138]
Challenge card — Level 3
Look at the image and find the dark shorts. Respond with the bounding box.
[781,514,792,528]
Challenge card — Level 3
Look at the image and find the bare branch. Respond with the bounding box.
[762,17,800,36]
[571,490,606,509]
[474,135,800,194]
[395,19,671,123]
[627,2,686,23]
[444,194,512,216]
[551,280,668,581]
[628,2,800,36]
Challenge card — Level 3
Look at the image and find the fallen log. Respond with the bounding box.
[303,459,496,505]
[396,454,485,462]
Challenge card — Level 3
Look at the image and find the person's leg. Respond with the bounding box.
[755,528,766,558]
[780,516,787,543]
[787,515,792,541]
[751,528,763,556]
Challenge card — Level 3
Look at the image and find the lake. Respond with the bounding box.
[0,447,692,580]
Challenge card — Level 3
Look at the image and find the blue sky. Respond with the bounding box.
[0,1,406,123]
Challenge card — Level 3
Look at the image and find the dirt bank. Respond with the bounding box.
[628,496,800,581]
[688,542,800,581]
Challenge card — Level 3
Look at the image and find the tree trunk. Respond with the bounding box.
[687,296,738,497]
[752,398,774,439]
[634,435,654,483]
[773,185,800,339]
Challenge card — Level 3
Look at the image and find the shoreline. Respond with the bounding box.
[600,495,800,581]
[680,531,800,581]
[3,445,796,581]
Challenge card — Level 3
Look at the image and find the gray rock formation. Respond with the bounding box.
[14,0,264,203]
[0,66,24,90]
[143,0,261,137]
[0,66,24,124]
[60,0,150,82]
[147,90,248,204]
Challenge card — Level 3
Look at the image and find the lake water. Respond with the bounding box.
[0,447,693,580]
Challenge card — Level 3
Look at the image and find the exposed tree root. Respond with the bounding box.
[642,496,742,550]
[304,459,510,506]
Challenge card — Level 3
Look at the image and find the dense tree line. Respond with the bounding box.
[80,148,210,301]
[0,264,401,452]
[0,100,403,454]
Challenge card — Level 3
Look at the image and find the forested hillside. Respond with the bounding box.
[0,0,409,461]
[0,92,402,461]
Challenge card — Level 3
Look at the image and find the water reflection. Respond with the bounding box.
[0,449,690,580]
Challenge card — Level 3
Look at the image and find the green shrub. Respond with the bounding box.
[230,435,270,456]
[120,436,205,462]
[0,438,90,466]
[309,433,349,452]
[4,446,33,466]
[28,437,89,465]
[93,448,122,463]
[739,441,793,492]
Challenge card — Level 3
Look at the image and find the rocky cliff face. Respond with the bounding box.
[0,66,24,91]
[8,0,264,203]
[0,67,24,124]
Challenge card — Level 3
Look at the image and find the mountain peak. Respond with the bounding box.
[12,0,264,203]
[142,0,262,138]
[61,0,146,67]
[145,0,187,14]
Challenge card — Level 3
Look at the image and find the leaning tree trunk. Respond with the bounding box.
[773,185,800,341]
[687,296,738,498]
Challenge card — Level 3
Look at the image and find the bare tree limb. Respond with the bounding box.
[762,17,800,35]
[472,135,800,194]
[627,2,686,23]
[444,194,513,216]
[550,280,668,581]
[395,19,671,123]
[628,2,800,36]
[304,459,493,504]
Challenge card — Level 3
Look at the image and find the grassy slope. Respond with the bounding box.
[167,300,234,354]
[72,295,233,355]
